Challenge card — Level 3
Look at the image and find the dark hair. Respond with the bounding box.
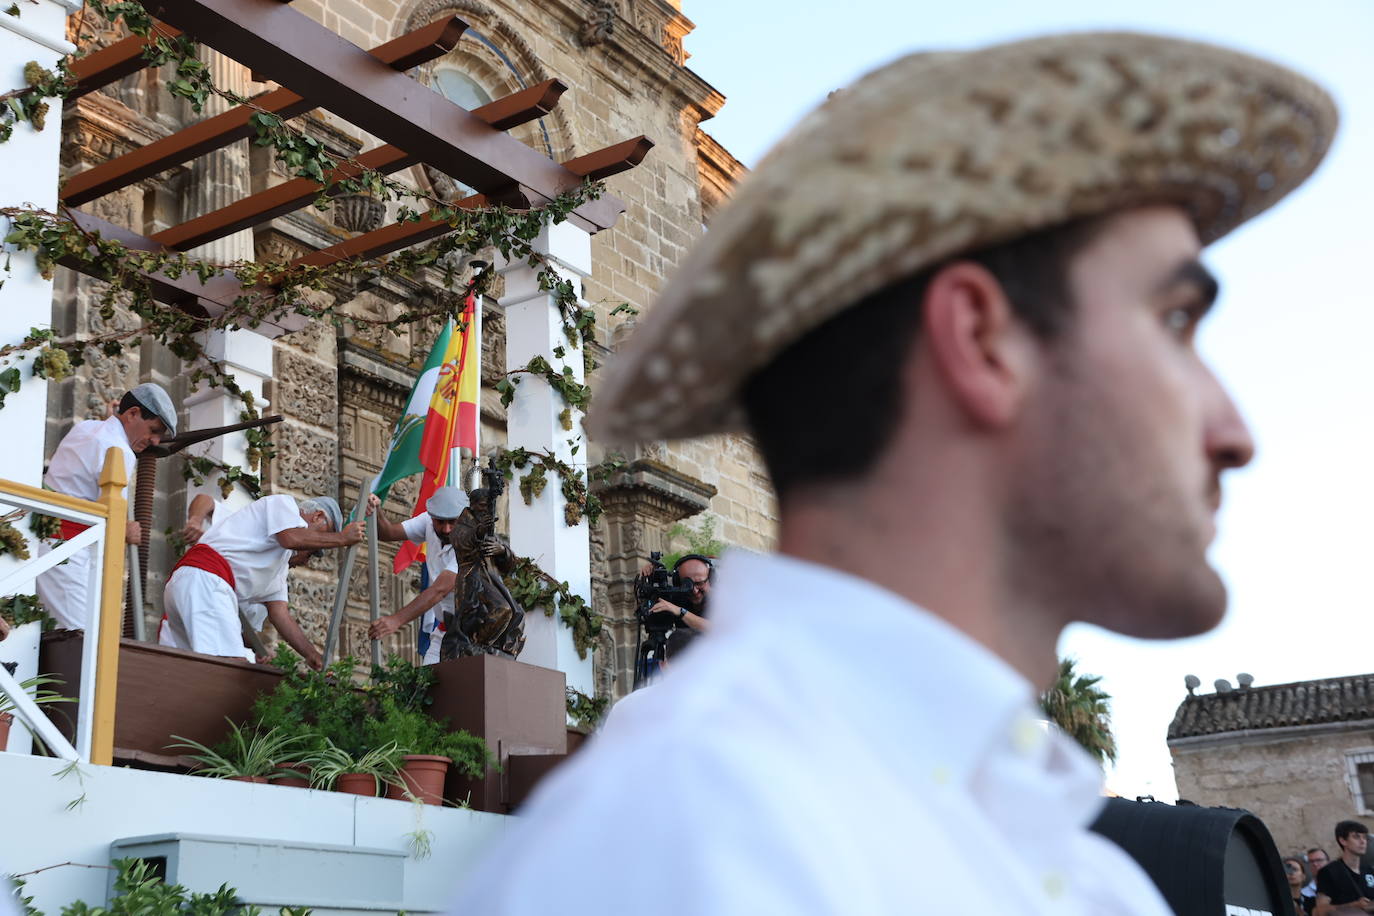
[1284,856,1311,883]
[741,217,1106,501]
[1336,821,1368,842]
[118,391,149,418]
[1308,847,1329,860]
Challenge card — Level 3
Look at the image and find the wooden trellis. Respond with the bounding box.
[58,0,653,333]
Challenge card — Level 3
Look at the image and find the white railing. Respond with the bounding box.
[0,448,128,763]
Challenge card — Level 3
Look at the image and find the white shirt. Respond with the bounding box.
[447,550,1173,915]
[400,511,459,652]
[199,494,304,605]
[44,416,136,501]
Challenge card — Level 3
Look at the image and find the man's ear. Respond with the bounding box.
[917,260,1036,428]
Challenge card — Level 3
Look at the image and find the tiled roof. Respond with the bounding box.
[1168,674,1374,740]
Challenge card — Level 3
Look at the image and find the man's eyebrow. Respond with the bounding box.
[1156,259,1220,310]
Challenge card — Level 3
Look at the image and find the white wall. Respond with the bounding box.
[0,754,510,913]
[0,0,74,574]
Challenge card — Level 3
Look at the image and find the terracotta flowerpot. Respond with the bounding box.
[227,775,270,784]
[387,754,451,805]
[273,762,311,788]
[0,712,12,749]
[335,771,378,796]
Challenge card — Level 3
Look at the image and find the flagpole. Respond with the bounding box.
[323,481,370,666]
[472,292,483,477]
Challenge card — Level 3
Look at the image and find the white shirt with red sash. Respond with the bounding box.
[159,495,304,659]
[36,417,137,630]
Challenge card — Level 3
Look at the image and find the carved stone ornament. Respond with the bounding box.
[579,0,616,47]
[332,193,387,234]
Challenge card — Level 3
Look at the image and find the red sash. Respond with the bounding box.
[172,543,236,591]
[58,520,92,541]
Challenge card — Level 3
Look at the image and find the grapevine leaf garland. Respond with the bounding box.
[0,4,631,671]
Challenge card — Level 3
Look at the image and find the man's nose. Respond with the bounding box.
[1204,370,1255,472]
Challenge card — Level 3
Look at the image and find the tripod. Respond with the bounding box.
[632,608,674,690]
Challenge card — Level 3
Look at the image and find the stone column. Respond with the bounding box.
[497,222,594,696]
[180,51,266,514]
[0,0,78,570]
[186,48,253,265]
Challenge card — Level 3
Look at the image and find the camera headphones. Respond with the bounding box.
[672,554,715,581]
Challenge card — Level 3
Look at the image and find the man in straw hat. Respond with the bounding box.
[449,32,1337,912]
[158,494,363,668]
[37,382,179,630]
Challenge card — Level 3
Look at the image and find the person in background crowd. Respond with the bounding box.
[37,383,178,630]
[1289,857,1315,915]
[1309,848,1333,904]
[1315,821,1374,916]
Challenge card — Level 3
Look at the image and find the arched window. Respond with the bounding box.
[433,67,493,111]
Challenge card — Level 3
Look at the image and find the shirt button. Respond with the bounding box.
[931,766,951,786]
[1012,716,1046,755]
[1043,872,1066,899]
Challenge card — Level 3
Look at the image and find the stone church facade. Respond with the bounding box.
[1169,673,1374,856]
[47,0,764,699]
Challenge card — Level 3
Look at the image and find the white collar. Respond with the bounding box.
[101,414,134,448]
[708,550,1104,822]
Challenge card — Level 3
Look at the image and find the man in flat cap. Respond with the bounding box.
[366,486,468,664]
[158,495,363,668]
[448,32,1337,913]
[37,382,178,630]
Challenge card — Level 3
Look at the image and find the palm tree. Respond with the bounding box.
[1040,657,1117,765]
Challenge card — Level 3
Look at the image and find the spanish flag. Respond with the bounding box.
[383,291,480,573]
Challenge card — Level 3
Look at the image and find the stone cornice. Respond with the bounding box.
[595,457,715,522]
[339,340,419,398]
[544,0,726,121]
[1169,718,1374,753]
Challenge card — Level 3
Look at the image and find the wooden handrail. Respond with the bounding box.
[0,478,111,519]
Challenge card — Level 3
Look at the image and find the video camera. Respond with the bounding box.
[634,552,696,634]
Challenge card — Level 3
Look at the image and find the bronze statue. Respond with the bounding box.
[439,471,526,660]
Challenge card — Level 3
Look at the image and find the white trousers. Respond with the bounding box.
[35,542,94,631]
[160,566,253,662]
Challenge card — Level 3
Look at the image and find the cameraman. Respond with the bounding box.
[641,554,713,633]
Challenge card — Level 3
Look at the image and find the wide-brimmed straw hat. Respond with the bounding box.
[587,31,1337,444]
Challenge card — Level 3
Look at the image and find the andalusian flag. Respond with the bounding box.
[378,292,480,573]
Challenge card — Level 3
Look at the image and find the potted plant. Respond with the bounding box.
[167,719,308,783]
[0,673,73,751]
[246,647,493,804]
[302,739,402,796]
[364,657,493,805]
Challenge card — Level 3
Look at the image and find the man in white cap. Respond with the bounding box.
[366,486,468,664]
[158,494,363,668]
[37,382,178,630]
[448,32,1337,913]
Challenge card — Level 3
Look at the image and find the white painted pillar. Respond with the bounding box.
[183,329,274,514]
[498,222,593,696]
[0,0,78,574]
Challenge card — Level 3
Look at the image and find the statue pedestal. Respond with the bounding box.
[427,654,568,812]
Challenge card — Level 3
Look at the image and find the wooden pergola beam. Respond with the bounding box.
[151,78,568,251]
[142,0,629,231]
[60,16,467,207]
[289,135,655,270]
[67,25,182,100]
[61,209,308,338]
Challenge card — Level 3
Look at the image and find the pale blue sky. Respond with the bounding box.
[682,1,1374,802]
